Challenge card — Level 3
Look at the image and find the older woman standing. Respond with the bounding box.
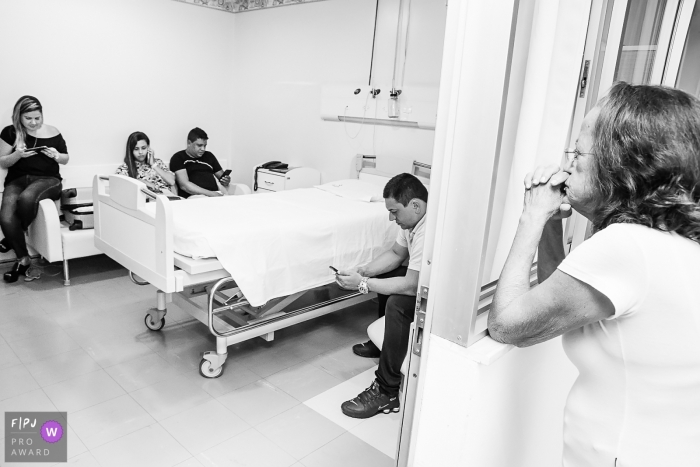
[0,96,69,282]
[488,82,700,466]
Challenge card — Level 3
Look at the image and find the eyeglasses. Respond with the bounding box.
[564,148,595,162]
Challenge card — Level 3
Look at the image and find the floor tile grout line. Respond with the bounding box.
[28,360,104,390]
[258,420,348,464]
[101,420,168,457]
[56,328,162,374]
[28,285,101,315]
[101,353,191,393]
[124,374,217,426]
[0,336,24,372]
[301,341,376,380]
[68,392,160,452]
[232,335,367,382]
[187,424,265,463]
[0,358,45,402]
[157,399,250,459]
[296,428,351,465]
[43,388,125,423]
[9,332,86,367]
[82,418,184,463]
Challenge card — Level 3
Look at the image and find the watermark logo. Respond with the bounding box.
[5,412,67,463]
[40,420,64,444]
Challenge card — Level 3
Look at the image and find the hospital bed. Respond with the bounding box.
[93,162,425,378]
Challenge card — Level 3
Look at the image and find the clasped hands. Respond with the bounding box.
[523,164,572,221]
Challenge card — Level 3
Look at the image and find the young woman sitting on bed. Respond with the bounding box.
[116,131,177,195]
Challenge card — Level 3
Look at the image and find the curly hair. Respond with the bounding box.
[589,82,700,243]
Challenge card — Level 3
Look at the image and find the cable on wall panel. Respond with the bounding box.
[392,0,404,91]
[400,0,412,90]
[368,0,380,86]
[343,90,372,140]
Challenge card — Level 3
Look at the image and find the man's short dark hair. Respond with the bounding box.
[187,127,208,143]
[383,173,428,206]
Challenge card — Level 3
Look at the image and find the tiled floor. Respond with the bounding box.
[0,256,397,466]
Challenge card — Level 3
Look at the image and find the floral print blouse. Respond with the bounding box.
[115,158,172,191]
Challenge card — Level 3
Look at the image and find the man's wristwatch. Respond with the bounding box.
[358,276,370,294]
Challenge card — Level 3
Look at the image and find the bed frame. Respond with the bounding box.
[93,160,429,378]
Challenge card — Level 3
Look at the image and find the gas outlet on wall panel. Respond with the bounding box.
[321,84,439,129]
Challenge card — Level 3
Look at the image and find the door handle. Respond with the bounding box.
[579,59,591,98]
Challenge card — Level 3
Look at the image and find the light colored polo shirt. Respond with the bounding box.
[396,214,426,271]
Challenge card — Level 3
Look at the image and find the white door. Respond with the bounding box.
[397,0,700,465]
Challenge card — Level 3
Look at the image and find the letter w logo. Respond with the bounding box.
[45,427,58,437]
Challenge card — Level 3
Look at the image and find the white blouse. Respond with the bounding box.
[558,223,700,467]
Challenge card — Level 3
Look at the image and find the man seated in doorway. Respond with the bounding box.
[335,173,428,419]
[170,127,231,198]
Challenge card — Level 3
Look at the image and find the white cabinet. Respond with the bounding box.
[253,167,321,193]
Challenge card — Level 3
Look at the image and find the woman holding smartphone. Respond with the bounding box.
[0,95,69,282]
[116,131,176,195]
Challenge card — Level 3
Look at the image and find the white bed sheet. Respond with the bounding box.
[167,188,398,306]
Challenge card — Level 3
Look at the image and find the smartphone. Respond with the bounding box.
[222,169,232,177]
[25,146,48,153]
[329,266,339,274]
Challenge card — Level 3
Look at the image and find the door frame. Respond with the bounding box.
[568,0,688,250]
[662,0,698,86]
[395,0,522,464]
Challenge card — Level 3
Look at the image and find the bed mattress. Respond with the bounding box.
[166,188,398,306]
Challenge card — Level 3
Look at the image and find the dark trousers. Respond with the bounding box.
[374,267,417,397]
[0,175,62,258]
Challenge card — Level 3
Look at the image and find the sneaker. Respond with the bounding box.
[23,266,41,282]
[341,380,400,419]
[352,340,381,358]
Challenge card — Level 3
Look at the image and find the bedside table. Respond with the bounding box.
[254,167,321,193]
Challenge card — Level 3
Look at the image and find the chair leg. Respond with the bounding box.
[63,258,70,286]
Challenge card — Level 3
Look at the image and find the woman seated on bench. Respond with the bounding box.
[0,95,69,282]
[116,131,177,196]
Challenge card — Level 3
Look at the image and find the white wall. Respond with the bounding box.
[412,336,578,466]
[0,0,446,186]
[229,0,446,185]
[0,0,235,172]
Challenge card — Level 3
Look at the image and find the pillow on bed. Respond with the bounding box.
[315,179,384,202]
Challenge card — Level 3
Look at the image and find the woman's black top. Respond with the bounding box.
[0,125,67,185]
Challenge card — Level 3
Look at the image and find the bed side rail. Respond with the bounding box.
[93,175,179,292]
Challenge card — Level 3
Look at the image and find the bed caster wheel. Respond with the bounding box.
[145,314,165,331]
[199,359,224,378]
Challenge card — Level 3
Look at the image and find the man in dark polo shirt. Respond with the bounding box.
[170,127,231,198]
